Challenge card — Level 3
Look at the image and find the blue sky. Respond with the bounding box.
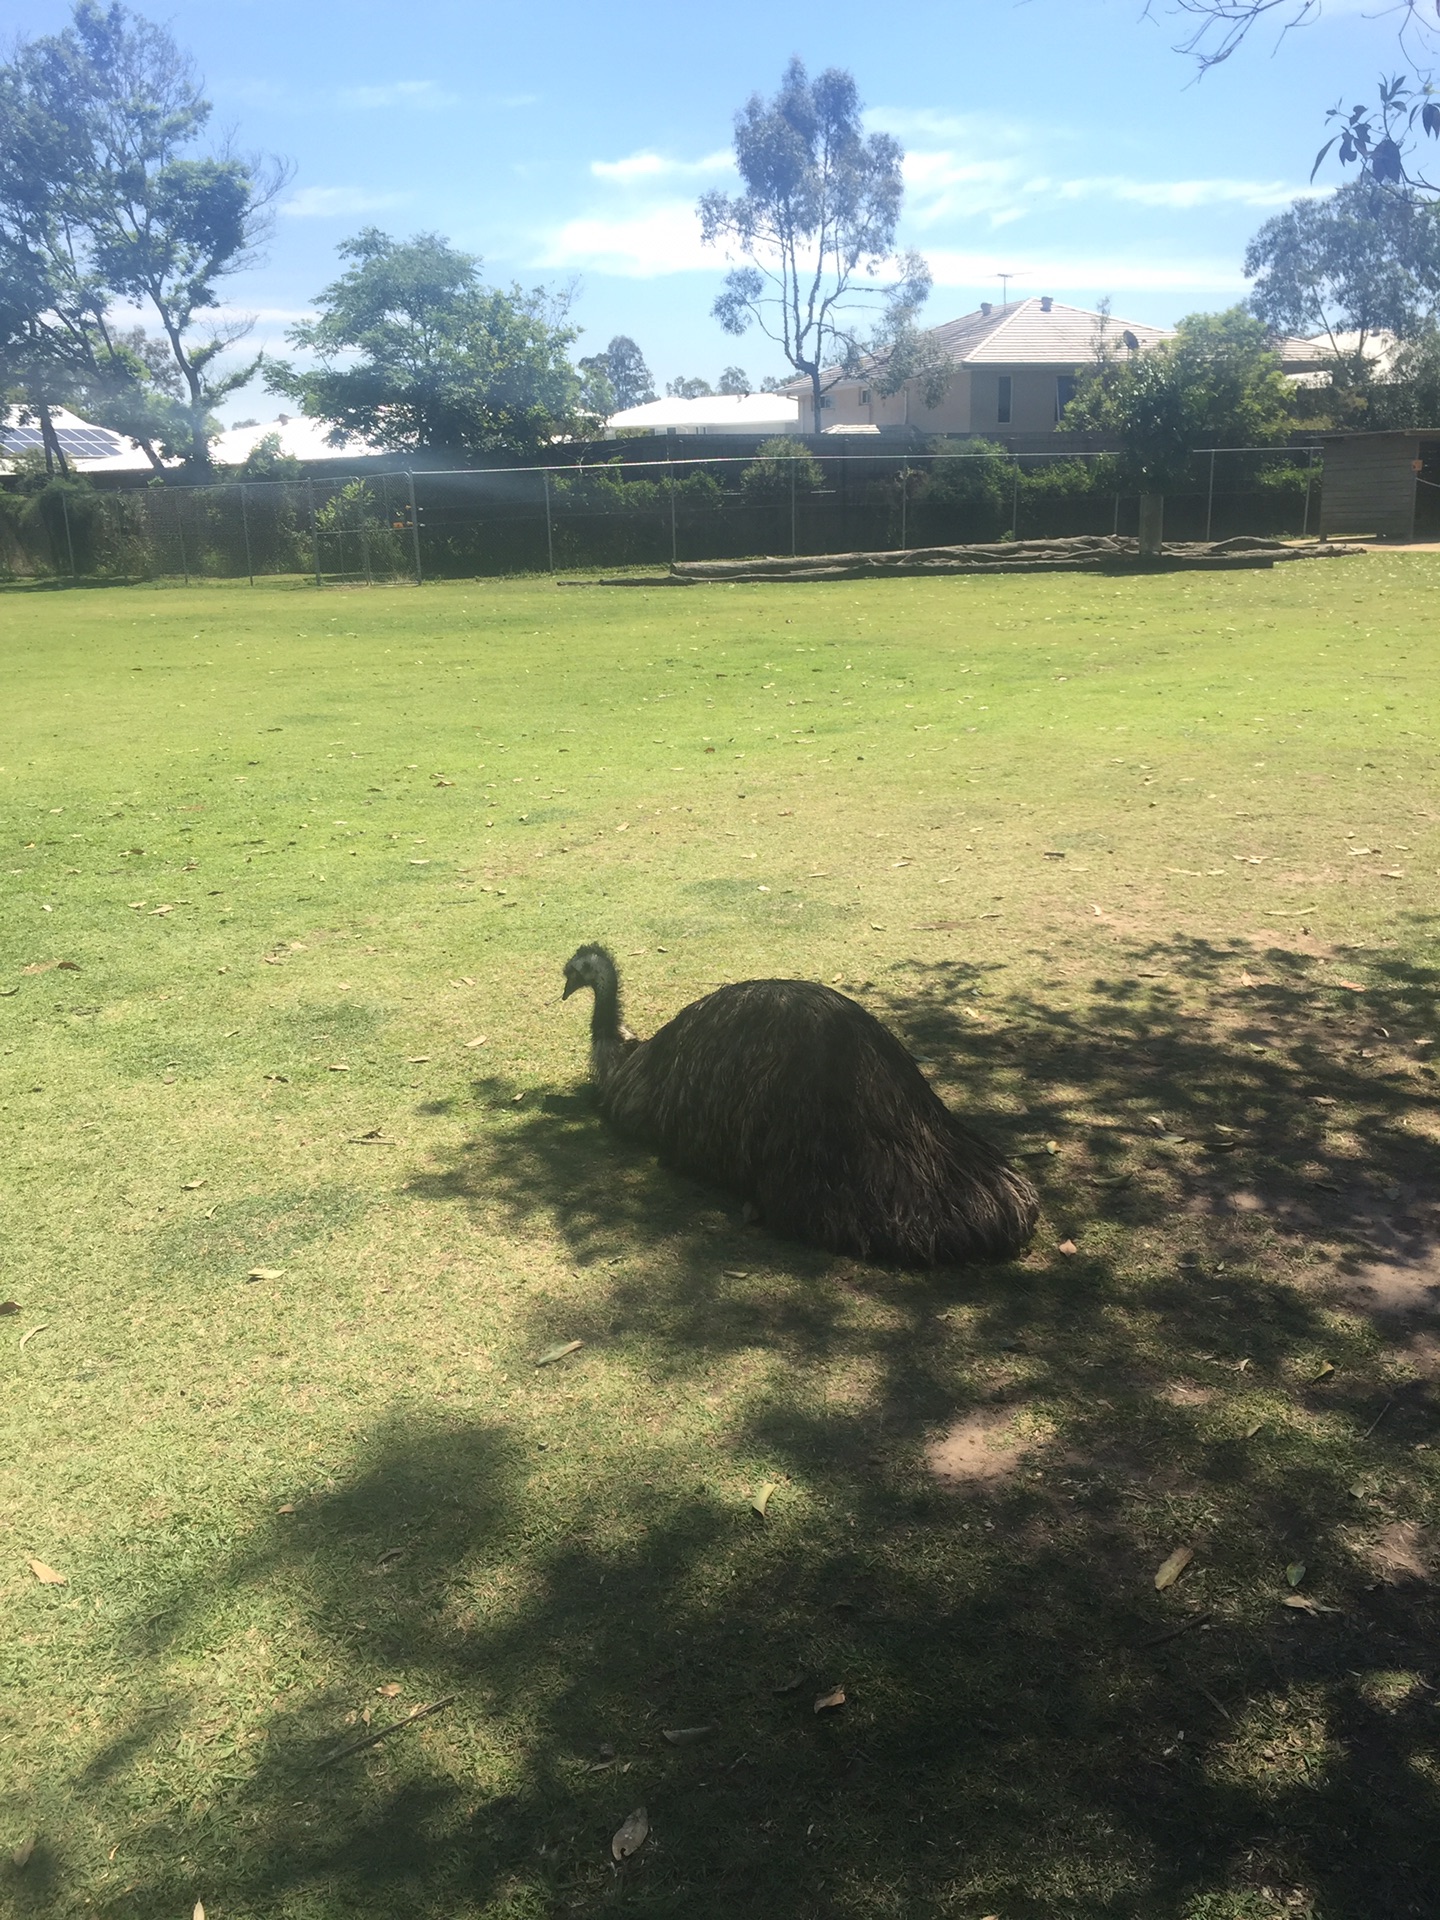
[12,0,1420,420]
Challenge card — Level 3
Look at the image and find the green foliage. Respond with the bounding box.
[270,229,583,455]
[1062,308,1293,491]
[577,334,654,414]
[232,430,299,481]
[739,437,823,501]
[1246,181,1440,347]
[0,2,284,474]
[700,59,936,421]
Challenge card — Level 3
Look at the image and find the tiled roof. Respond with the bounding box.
[960,299,1170,364]
[783,299,1173,391]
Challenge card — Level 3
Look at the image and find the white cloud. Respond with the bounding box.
[280,186,410,219]
[337,80,458,110]
[590,148,733,184]
[1055,174,1324,210]
[537,202,716,276]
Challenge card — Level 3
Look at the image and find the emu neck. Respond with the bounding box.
[588,967,627,1083]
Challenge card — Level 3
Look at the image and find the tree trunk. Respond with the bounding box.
[809,368,823,439]
[36,400,69,477]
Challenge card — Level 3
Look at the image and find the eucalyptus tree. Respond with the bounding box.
[0,1,286,475]
[699,59,946,429]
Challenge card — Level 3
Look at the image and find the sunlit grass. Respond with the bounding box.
[2,558,1439,1919]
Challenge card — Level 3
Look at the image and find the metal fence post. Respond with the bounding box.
[1010,464,1020,540]
[543,468,554,573]
[406,471,423,584]
[308,478,321,588]
[899,462,908,552]
[1303,445,1317,540]
[175,493,190,586]
[60,490,78,582]
[790,454,797,557]
[240,483,254,585]
[668,457,678,566]
[1205,449,1217,543]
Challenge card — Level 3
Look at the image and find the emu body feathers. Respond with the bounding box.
[561,944,1038,1267]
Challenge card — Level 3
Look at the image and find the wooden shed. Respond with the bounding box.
[1320,430,1440,541]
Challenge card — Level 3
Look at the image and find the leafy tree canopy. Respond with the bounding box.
[699,59,946,424]
[269,230,583,454]
[666,375,713,399]
[606,335,656,409]
[1246,180,1440,346]
[0,0,284,474]
[1061,307,1293,490]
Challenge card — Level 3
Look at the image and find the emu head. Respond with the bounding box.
[561,943,616,1002]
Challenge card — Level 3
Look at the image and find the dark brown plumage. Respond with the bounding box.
[561,943,1038,1267]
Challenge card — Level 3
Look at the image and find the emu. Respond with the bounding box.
[561,944,1039,1267]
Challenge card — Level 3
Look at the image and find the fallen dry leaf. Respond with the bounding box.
[662,1724,715,1746]
[1057,1238,1078,1257]
[1243,1420,1265,1440]
[1286,1560,1307,1588]
[1333,980,1366,992]
[535,1339,583,1367]
[0,1301,19,1315]
[378,1682,402,1696]
[247,1267,284,1282]
[586,1742,618,1772]
[182,1179,206,1190]
[1154,1546,1194,1591]
[771,1674,805,1695]
[723,1269,750,1279]
[27,1558,67,1586]
[12,1835,36,1868]
[611,1806,649,1862]
[194,1903,205,1920]
[19,1324,49,1351]
[750,1481,777,1517]
[464,1035,488,1048]
[1311,1362,1335,1384]
[813,1685,847,1713]
[1283,1593,1342,1615]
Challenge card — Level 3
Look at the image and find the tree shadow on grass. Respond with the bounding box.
[69,930,1440,1920]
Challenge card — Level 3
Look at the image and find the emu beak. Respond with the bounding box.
[561,974,579,1000]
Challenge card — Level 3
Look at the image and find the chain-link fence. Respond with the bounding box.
[0,445,1323,586]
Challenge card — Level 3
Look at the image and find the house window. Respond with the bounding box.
[997,375,1012,425]
[859,388,871,404]
[1055,374,1077,421]
[819,395,834,409]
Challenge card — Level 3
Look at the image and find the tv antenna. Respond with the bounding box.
[997,272,1016,306]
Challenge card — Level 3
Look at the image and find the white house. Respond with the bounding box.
[605,392,799,437]
[787,297,1174,437]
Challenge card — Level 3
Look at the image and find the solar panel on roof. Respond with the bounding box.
[1,423,127,457]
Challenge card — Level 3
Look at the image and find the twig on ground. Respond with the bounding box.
[1363,1399,1395,1440]
[1136,1611,1213,1650]
[317,1695,455,1768]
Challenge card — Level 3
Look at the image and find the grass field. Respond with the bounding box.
[2,558,1439,1920]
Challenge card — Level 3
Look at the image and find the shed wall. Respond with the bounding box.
[1322,436,1418,540]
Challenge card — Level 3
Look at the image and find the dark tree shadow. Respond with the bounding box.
[75,931,1440,1920]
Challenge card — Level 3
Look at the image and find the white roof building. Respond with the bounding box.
[209,413,375,466]
[605,392,799,436]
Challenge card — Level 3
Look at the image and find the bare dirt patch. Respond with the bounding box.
[1348,1519,1434,1584]
[925,1405,1038,1485]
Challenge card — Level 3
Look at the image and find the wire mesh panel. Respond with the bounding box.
[0,446,1326,586]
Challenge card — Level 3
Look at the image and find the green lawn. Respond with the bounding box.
[2,559,1438,1920]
